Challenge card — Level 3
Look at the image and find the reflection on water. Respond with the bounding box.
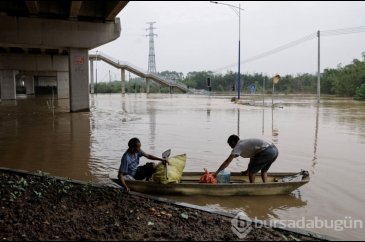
[162,193,307,220]
[312,104,320,171]
[1,94,365,240]
[0,97,92,180]
[237,108,240,136]
[271,107,279,144]
[148,99,156,152]
[262,108,265,135]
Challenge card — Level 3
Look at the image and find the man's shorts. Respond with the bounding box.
[248,145,279,174]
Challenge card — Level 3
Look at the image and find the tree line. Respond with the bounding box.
[95,52,365,100]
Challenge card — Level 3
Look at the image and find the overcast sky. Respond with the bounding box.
[92,1,365,81]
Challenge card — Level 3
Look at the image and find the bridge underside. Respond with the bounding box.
[0,1,128,112]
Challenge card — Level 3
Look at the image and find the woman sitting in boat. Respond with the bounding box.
[213,135,279,183]
[118,137,168,193]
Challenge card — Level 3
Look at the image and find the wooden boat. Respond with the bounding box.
[110,171,310,196]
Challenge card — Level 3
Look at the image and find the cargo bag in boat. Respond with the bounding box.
[152,154,186,184]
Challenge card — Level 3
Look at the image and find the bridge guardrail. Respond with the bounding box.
[89,51,188,92]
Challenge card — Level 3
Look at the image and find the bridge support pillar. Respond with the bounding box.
[169,86,173,94]
[145,77,150,94]
[90,60,94,94]
[57,71,69,99]
[25,76,35,95]
[69,49,89,112]
[121,68,125,94]
[0,70,16,100]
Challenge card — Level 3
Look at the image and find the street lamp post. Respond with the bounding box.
[210,1,244,99]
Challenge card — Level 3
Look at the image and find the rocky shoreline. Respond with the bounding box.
[0,170,319,241]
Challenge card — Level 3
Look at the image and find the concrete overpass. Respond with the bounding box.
[89,52,189,93]
[0,1,128,112]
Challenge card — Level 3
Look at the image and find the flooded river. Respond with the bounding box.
[0,93,364,240]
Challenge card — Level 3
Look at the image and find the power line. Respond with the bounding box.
[213,32,317,72]
[242,33,316,64]
[321,26,365,36]
[213,25,365,73]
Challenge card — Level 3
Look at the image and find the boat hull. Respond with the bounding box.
[111,172,309,196]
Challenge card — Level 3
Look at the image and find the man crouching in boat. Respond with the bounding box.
[118,137,168,193]
[213,135,279,183]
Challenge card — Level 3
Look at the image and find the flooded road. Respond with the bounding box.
[0,94,364,240]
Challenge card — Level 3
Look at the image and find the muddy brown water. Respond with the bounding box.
[0,94,364,240]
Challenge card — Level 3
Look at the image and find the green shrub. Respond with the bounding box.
[354,83,365,101]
